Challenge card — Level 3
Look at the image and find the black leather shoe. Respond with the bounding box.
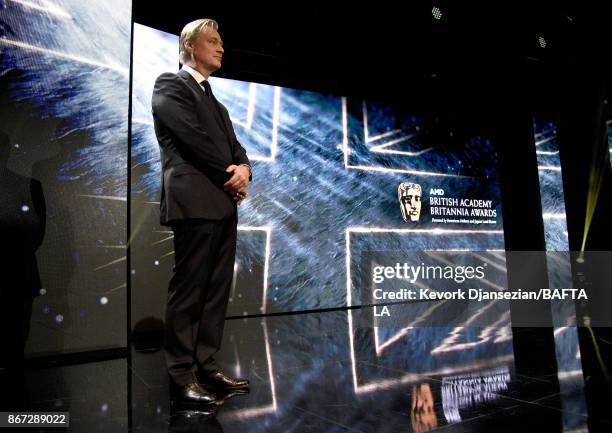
[201,371,249,390]
[171,382,217,404]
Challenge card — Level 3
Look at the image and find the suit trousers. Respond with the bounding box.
[164,216,237,386]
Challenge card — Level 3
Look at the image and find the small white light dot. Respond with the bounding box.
[21,205,30,212]
[100,296,109,305]
[154,260,159,266]
[131,269,136,275]
[101,403,108,412]
[55,314,64,323]
[39,288,46,295]
[432,6,442,20]
[238,293,242,298]
[13,143,19,149]
[293,176,297,181]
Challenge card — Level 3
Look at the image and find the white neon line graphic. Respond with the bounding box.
[363,100,403,143]
[228,82,257,130]
[93,256,126,271]
[8,0,72,18]
[271,87,281,161]
[534,128,555,138]
[557,369,585,381]
[370,140,431,157]
[430,306,510,354]
[488,251,508,262]
[345,229,353,307]
[535,136,555,146]
[542,213,567,219]
[374,298,445,355]
[241,86,280,162]
[246,82,257,129]
[0,38,128,75]
[493,322,513,343]
[101,282,126,295]
[342,97,350,167]
[132,118,153,126]
[363,101,424,153]
[224,319,277,419]
[538,165,561,171]
[237,226,271,314]
[151,235,173,246]
[231,336,242,378]
[341,97,465,177]
[349,227,503,235]
[536,150,559,155]
[79,194,127,202]
[554,326,572,337]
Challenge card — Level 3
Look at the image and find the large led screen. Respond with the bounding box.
[0,0,131,356]
[131,23,506,324]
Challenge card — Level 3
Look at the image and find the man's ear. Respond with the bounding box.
[184,40,193,57]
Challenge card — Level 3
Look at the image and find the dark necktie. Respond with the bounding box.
[200,80,229,136]
[200,79,214,101]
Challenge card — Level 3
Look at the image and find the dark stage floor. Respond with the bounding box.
[9,307,608,432]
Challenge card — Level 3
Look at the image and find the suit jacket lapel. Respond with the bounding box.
[178,70,229,136]
[215,99,233,140]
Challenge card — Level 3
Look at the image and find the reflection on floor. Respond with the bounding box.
[11,308,605,432]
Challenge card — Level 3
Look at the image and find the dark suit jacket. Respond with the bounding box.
[151,69,251,225]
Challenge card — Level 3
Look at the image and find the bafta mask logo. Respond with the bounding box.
[398,182,422,222]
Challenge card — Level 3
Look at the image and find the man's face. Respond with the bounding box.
[189,28,224,73]
[399,185,422,222]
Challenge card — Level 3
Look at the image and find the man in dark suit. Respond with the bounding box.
[151,18,251,405]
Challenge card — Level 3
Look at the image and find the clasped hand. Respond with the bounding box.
[223,164,250,205]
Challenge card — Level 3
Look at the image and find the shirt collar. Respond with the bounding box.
[181,64,207,86]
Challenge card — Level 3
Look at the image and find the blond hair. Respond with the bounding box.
[179,19,219,64]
